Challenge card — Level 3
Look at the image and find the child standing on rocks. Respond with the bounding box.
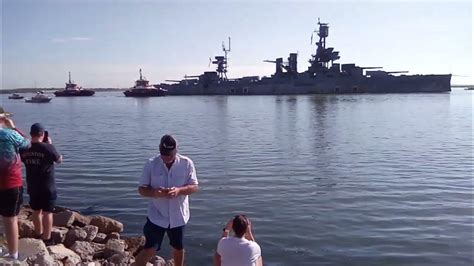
[20,123,62,245]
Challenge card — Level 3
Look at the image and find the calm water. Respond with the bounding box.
[1,90,472,265]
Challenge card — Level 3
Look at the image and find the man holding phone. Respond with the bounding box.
[135,135,199,266]
[20,123,62,245]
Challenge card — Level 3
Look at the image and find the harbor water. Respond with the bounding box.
[1,90,472,265]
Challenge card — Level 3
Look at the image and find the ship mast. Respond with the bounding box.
[69,72,72,84]
[212,37,231,81]
[308,18,340,76]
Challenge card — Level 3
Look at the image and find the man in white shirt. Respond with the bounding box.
[214,215,263,266]
[135,135,199,266]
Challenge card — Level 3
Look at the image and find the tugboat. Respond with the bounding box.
[25,91,52,103]
[54,72,95,97]
[8,93,24,99]
[123,69,167,97]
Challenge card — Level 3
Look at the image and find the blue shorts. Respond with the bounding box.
[143,218,185,251]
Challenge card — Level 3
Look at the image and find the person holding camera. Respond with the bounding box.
[214,215,263,266]
[0,107,30,260]
[20,123,62,245]
[135,134,199,266]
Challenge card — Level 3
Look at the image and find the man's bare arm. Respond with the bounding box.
[213,252,221,266]
[178,184,198,195]
[168,184,199,198]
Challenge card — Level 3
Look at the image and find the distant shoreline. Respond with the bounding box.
[0,88,127,94]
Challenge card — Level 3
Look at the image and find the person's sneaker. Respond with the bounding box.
[0,252,18,260]
[0,249,13,259]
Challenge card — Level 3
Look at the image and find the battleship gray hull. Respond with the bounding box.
[161,74,451,95]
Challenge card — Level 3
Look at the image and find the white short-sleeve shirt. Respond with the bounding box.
[217,237,262,266]
[139,154,198,228]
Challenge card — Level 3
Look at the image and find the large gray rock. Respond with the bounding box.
[32,253,56,266]
[78,262,102,266]
[63,256,82,266]
[64,227,88,247]
[92,233,107,244]
[90,242,105,260]
[73,212,92,227]
[90,216,123,234]
[0,257,29,265]
[48,244,81,262]
[150,255,167,266]
[106,232,120,241]
[83,225,99,242]
[70,241,95,262]
[51,227,69,244]
[18,206,33,221]
[53,210,76,228]
[108,252,134,265]
[90,242,105,252]
[52,206,68,213]
[18,238,49,259]
[104,239,126,258]
[18,219,35,238]
[123,236,145,256]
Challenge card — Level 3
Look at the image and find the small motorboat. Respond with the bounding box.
[8,93,24,99]
[54,72,95,97]
[123,69,167,97]
[25,92,52,103]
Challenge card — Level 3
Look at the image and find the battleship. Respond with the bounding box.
[54,72,95,97]
[159,19,451,95]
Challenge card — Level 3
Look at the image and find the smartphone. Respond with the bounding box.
[43,131,49,143]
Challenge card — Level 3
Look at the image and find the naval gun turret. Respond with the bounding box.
[264,53,298,78]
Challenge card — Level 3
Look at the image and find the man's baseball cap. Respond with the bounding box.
[159,134,177,156]
[30,123,45,135]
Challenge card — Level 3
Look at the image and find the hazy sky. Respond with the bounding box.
[1,0,472,89]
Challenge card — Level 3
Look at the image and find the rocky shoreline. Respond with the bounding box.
[0,205,174,265]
